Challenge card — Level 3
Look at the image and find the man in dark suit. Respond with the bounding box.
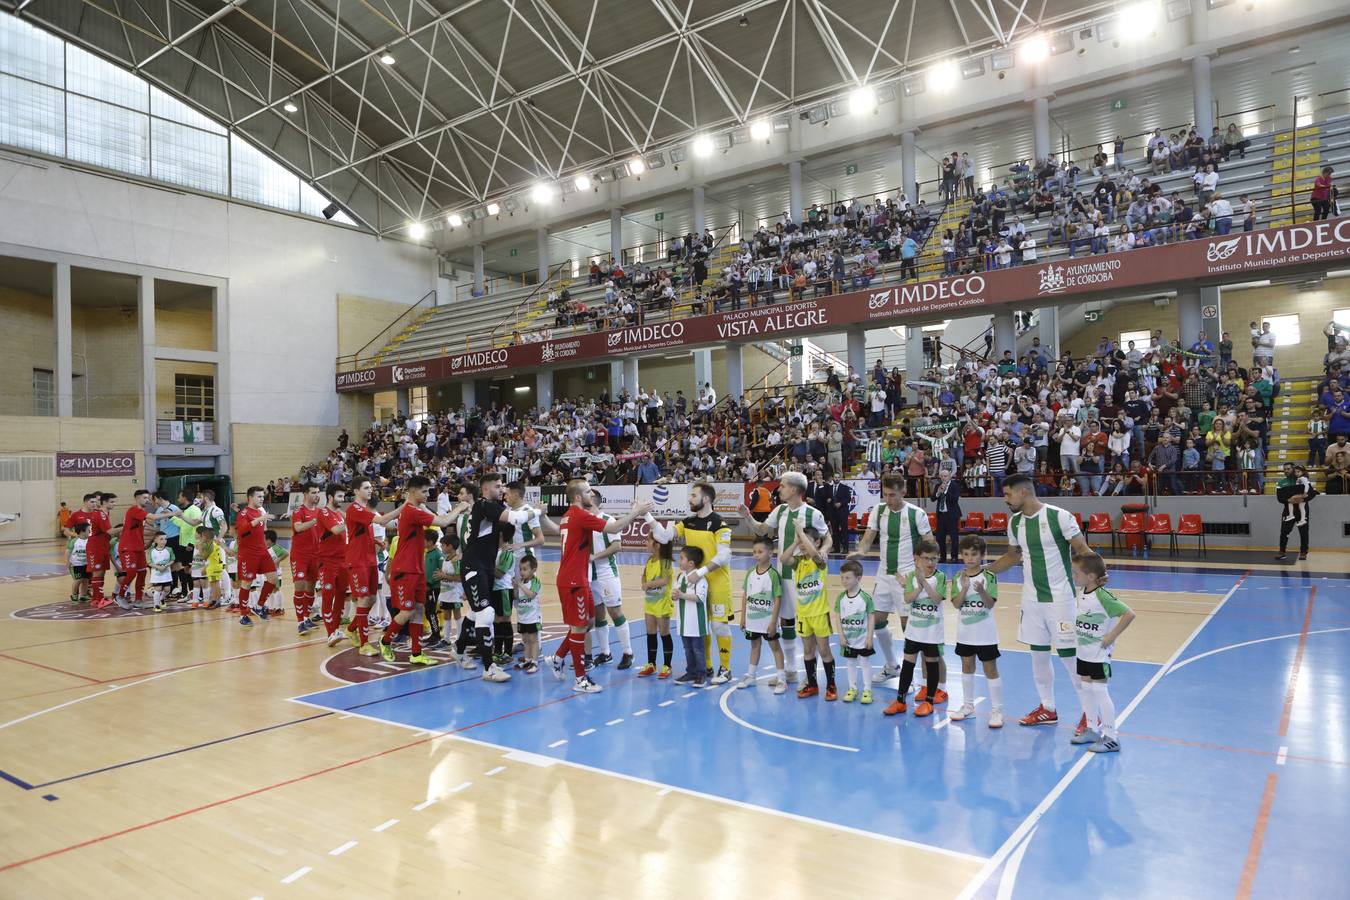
[809,473,833,524]
[932,468,963,563]
[827,474,854,553]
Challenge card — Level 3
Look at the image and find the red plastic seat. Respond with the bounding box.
[1086,512,1114,551]
[1146,513,1176,556]
[927,512,938,533]
[1072,511,1084,533]
[1117,511,1147,556]
[1175,513,1206,556]
[961,511,985,533]
[983,512,1008,536]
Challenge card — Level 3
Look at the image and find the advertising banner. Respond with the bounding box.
[635,483,690,520]
[619,517,652,549]
[56,452,136,477]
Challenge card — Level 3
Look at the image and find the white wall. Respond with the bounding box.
[0,156,437,428]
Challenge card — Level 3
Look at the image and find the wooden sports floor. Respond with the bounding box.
[0,540,1345,899]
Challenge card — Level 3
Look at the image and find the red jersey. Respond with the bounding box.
[344,502,377,567]
[122,505,149,553]
[236,506,268,555]
[557,506,606,586]
[315,507,347,562]
[390,505,434,577]
[290,505,319,560]
[87,509,113,556]
[67,509,92,536]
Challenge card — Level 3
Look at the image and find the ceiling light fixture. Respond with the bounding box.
[531,183,556,204]
[739,14,749,26]
[574,174,592,191]
[927,59,960,92]
[379,52,395,65]
[408,222,426,240]
[283,101,298,113]
[629,157,646,175]
[486,202,501,216]
[750,119,772,141]
[447,213,463,228]
[848,85,877,115]
[1019,33,1050,63]
[692,135,715,157]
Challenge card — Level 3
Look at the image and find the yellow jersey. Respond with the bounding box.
[794,556,828,618]
[674,513,732,605]
[642,557,673,617]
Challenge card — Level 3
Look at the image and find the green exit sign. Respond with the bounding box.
[1084,310,1103,323]
[654,212,664,221]
[1110,98,1127,111]
[845,164,858,176]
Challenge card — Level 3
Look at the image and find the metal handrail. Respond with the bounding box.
[336,290,436,371]
[487,259,574,346]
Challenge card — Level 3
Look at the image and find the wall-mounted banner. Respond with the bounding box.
[56,452,136,477]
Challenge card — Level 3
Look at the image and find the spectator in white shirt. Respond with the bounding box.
[1209,193,1234,234]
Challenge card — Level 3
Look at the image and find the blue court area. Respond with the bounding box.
[292,568,1350,898]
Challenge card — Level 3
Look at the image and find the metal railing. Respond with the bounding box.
[336,290,436,372]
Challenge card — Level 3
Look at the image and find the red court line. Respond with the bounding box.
[0,691,578,873]
[1120,731,1349,768]
[0,614,229,653]
[1236,773,1278,900]
[0,653,102,684]
[1277,586,1316,738]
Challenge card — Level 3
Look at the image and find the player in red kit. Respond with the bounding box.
[113,490,175,609]
[284,483,322,635]
[87,493,121,608]
[234,486,281,626]
[547,481,650,693]
[316,483,351,643]
[378,475,461,666]
[64,493,100,604]
[343,477,404,654]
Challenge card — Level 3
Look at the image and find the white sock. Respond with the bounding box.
[783,639,797,670]
[846,658,859,690]
[962,673,976,707]
[1081,679,1100,733]
[1093,681,1118,739]
[987,676,1003,710]
[593,622,609,655]
[1059,654,1087,713]
[861,659,873,686]
[615,618,632,654]
[876,627,897,667]
[1032,651,1056,710]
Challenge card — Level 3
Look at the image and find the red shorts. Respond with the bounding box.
[117,550,146,573]
[320,558,350,595]
[558,581,594,628]
[348,564,379,598]
[88,550,110,574]
[290,557,314,583]
[237,550,277,582]
[390,572,426,611]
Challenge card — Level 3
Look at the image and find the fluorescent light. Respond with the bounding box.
[574,174,592,191]
[408,222,426,240]
[1020,33,1050,63]
[514,386,530,393]
[486,202,501,216]
[692,135,715,157]
[283,101,298,113]
[531,183,556,204]
[849,85,877,115]
[447,213,463,228]
[379,53,395,65]
[927,60,960,92]
[629,157,646,175]
[750,119,771,141]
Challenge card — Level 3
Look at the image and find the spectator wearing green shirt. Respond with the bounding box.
[423,529,445,648]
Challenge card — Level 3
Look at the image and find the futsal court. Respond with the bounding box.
[0,539,1345,899]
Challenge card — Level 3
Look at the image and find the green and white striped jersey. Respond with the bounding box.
[494,547,516,591]
[1076,586,1131,663]
[509,505,541,547]
[675,572,708,638]
[954,569,999,646]
[835,589,874,649]
[903,570,948,644]
[868,501,931,575]
[765,502,827,579]
[1009,505,1081,605]
[590,513,620,581]
[742,566,782,633]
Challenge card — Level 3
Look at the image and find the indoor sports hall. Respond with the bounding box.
[1,1,1349,898]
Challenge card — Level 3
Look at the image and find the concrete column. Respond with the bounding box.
[692,185,706,234]
[536,227,550,284]
[610,207,624,264]
[1200,285,1223,347]
[1038,306,1060,364]
[395,388,411,417]
[788,160,804,221]
[900,131,917,203]
[1176,284,1203,348]
[905,326,924,376]
[725,344,744,400]
[993,311,1017,359]
[1192,55,1214,138]
[1033,97,1051,160]
[692,348,713,393]
[790,340,809,384]
[609,361,624,397]
[53,262,73,417]
[536,368,554,409]
[461,380,476,410]
[473,379,491,409]
[472,243,485,295]
[623,357,640,396]
[846,328,867,378]
[139,275,155,478]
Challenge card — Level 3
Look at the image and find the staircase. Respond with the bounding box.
[1268,126,1323,229]
[373,307,437,364]
[914,199,973,279]
[1263,375,1320,492]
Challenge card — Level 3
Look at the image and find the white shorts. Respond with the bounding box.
[1018,599,1077,654]
[872,572,908,616]
[779,571,798,619]
[593,575,623,608]
[439,583,464,606]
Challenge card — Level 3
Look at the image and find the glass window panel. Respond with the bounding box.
[0,73,64,156]
[230,134,299,211]
[65,43,147,111]
[150,85,224,135]
[32,368,54,417]
[299,180,332,217]
[151,118,227,194]
[1261,314,1300,347]
[66,94,148,175]
[0,13,64,87]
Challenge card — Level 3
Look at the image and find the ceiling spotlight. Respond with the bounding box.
[379,52,395,65]
[848,85,877,115]
[574,174,592,191]
[739,14,749,26]
[750,119,772,141]
[408,222,426,240]
[1019,33,1050,63]
[447,213,463,228]
[692,135,715,157]
[1120,1,1161,37]
[531,183,556,204]
[486,202,501,216]
[283,101,298,113]
[629,157,646,175]
[927,59,959,92]
[990,47,1016,70]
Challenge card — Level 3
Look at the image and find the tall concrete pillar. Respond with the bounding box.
[461,380,476,410]
[610,207,624,264]
[900,131,917,203]
[788,160,804,221]
[1033,97,1051,160]
[1177,285,1205,348]
[993,311,1017,359]
[1192,55,1214,138]
[905,326,924,376]
[846,328,867,378]
[725,344,744,400]
[139,275,155,476]
[536,227,550,283]
[536,368,554,409]
[1200,285,1223,347]
[610,361,624,397]
[53,262,73,417]
[1038,306,1060,364]
[623,357,639,396]
[693,348,713,394]
[790,340,810,384]
[395,388,411,416]
[692,185,706,235]
[472,243,485,295]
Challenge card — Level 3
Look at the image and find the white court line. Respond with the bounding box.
[372,818,399,832]
[548,739,568,748]
[285,697,986,863]
[936,697,986,730]
[995,825,1039,900]
[449,781,472,793]
[413,798,437,811]
[632,709,649,716]
[658,700,675,707]
[681,691,699,698]
[577,728,596,737]
[953,573,1249,900]
[605,718,623,726]
[485,766,506,776]
[657,787,673,797]
[718,676,860,753]
[1165,627,1350,674]
[280,866,312,884]
[329,840,357,855]
[1276,746,1289,766]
